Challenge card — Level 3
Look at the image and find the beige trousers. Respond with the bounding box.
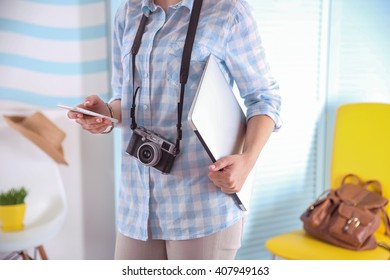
[114,218,244,260]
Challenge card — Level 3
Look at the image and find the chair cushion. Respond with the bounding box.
[265,229,390,260]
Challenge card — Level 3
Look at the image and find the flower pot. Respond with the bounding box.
[0,203,26,231]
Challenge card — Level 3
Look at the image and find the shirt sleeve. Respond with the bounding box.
[224,0,282,131]
[110,3,126,103]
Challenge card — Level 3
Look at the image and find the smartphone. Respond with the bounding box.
[57,104,118,123]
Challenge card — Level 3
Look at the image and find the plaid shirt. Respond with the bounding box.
[111,0,281,241]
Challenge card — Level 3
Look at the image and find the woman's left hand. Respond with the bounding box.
[208,154,253,194]
[208,115,276,194]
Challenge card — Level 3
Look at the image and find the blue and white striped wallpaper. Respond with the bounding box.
[0,0,109,108]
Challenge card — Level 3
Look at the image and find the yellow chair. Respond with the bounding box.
[265,102,390,259]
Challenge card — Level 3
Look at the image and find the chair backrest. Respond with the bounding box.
[330,103,390,233]
[0,116,66,252]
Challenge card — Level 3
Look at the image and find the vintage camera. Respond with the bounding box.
[126,126,177,174]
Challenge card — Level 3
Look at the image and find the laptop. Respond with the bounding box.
[187,54,255,211]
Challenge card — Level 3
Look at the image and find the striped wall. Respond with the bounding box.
[0,0,115,259]
[0,0,110,108]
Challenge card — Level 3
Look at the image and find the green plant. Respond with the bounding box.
[0,187,28,205]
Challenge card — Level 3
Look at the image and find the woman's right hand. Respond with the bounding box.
[67,95,113,134]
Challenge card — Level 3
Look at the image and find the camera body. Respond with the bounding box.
[126,126,177,174]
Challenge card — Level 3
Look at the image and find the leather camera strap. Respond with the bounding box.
[130,0,204,155]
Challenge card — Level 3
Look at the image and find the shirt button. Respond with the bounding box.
[143,105,148,110]
[144,73,149,78]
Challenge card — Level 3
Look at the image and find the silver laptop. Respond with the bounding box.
[188,54,255,211]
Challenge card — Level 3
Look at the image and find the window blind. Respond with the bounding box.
[325,0,390,174]
[236,0,329,260]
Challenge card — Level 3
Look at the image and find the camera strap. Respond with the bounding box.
[130,0,203,155]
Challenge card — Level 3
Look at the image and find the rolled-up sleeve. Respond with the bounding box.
[224,1,282,131]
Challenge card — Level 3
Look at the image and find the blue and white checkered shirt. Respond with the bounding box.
[111,0,281,241]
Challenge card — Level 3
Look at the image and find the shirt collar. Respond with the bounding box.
[181,0,194,11]
[142,0,194,14]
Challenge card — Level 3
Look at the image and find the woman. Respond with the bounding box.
[68,0,281,259]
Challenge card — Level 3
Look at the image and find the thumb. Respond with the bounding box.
[84,95,100,108]
[209,157,231,171]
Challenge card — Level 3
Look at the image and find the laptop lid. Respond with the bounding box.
[188,54,255,211]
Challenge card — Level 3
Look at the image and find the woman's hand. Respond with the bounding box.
[67,95,113,134]
[208,154,253,194]
[208,115,276,194]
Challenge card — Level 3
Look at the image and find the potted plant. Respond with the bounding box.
[0,186,28,231]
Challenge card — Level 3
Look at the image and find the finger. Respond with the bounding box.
[221,184,241,194]
[89,126,108,134]
[208,157,231,172]
[212,180,238,194]
[208,171,226,188]
[220,187,233,194]
[94,118,114,126]
[209,169,241,192]
[67,110,79,119]
[102,118,113,125]
[76,117,103,127]
[79,121,108,133]
[83,95,100,109]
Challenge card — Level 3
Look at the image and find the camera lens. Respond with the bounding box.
[137,142,162,166]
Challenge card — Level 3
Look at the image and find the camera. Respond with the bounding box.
[126,126,177,174]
